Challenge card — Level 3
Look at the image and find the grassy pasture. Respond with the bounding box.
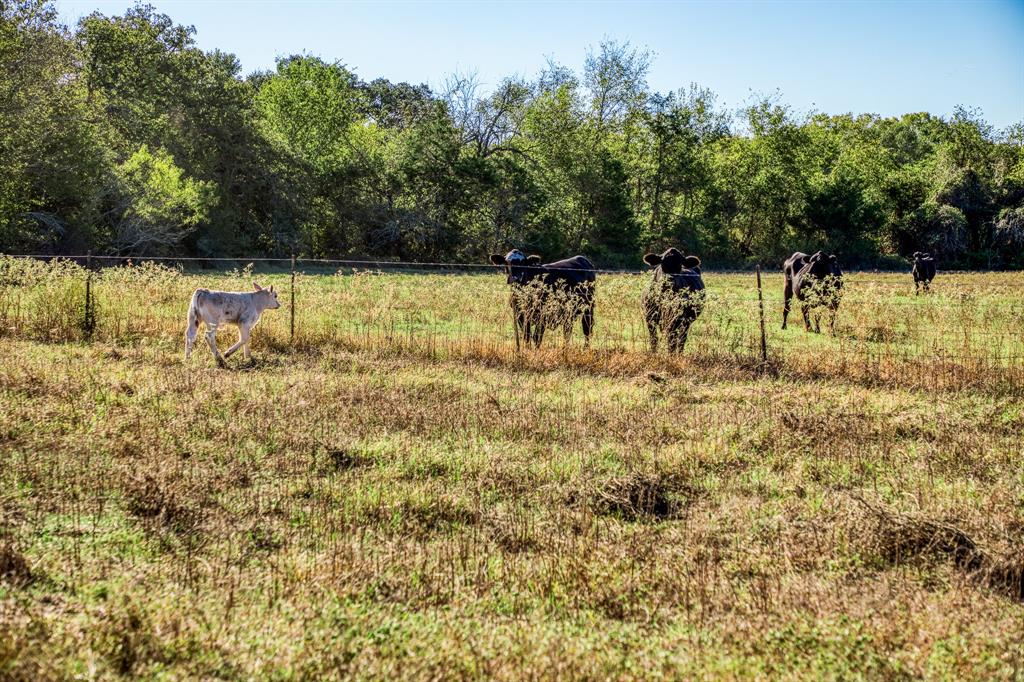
[1,258,1023,679]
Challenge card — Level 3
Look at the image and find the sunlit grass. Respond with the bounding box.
[0,257,1022,678]
[2,257,1021,390]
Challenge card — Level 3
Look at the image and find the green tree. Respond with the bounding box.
[711,98,812,261]
[255,55,368,253]
[109,145,213,254]
[2,6,1020,267]
[0,0,106,252]
[629,86,728,252]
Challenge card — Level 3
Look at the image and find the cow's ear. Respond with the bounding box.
[643,253,661,266]
[683,255,701,268]
[253,281,262,291]
[912,251,921,258]
[526,255,542,265]
[489,254,506,266]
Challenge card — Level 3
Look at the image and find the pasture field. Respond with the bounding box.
[1,257,1023,679]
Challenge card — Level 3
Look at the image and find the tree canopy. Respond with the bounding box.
[2,2,1021,267]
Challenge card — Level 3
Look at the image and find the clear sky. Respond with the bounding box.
[55,0,1024,129]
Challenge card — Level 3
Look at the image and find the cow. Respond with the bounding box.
[185,282,281,366]
[910,251,936,294]
[782,251,843,334]
[641,248,705,353]
[488,250,596,349]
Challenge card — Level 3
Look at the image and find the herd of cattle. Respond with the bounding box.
[183,250,938,363]
[487,248,936,350]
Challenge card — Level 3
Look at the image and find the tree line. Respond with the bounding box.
[2,1,1022,268]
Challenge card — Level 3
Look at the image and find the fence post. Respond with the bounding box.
[756,264,767,366]
[290,254,296,346]
[83,252,95,338]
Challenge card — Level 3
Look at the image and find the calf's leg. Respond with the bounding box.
[562,314,574,345]
[645,306,659,353]
[668,315,692,352]
[512,302,524,352]
[782,279,793,329]
[185,321,198,360]
[532,316,546,348]
[205,324,226,366]
[677,322,691,352]
[224,324,251,359]
[581,301,594,348]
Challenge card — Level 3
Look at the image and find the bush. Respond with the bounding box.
[993,207,1024,249]
[908,201,968,258]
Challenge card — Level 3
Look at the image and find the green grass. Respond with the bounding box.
[1,258,1023,679]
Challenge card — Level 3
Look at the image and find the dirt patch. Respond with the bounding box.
[575,470,698,521]
[325,448,374,472]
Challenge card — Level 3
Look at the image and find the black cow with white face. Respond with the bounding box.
[782,251,843,333]
[910,252,936,294]
[641,248,705,353]
[488,249,596,349]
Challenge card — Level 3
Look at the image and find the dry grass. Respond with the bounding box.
[1,257,1022,393]
[852,494,1024,601]
[0,258,1023,679]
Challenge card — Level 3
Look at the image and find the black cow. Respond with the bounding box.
[782,251,843,333]
[641,248,705,352]
[488,250,596,349]
[910,251,936,294]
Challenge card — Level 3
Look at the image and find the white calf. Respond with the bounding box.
[185,282,281,365]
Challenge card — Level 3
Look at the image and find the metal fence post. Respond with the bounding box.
[290,254,296,346]
[756,264,767,366]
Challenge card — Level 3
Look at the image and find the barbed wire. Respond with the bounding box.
[4,252,1022,284]
[1,253,1022,351]
[2,252,663,276]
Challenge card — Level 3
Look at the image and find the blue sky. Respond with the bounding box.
[56,0,1024,129]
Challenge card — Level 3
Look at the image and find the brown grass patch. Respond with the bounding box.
[0,541,32,586]
[578,469,698,521]
[123,472,204,534]
[853,494,1024,600]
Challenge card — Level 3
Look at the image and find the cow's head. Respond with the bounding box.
[253,281,281,309]
[489,250,542,285]
[911,251,933,263]
[805,252,843,283]
[643,248,701,274]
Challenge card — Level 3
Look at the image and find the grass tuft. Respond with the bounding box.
[854,494,1024,600]
[0,541,32,586]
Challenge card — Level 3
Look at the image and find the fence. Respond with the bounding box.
[0,253,1022,392]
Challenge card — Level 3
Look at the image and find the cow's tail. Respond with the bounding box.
[184,289,201,360]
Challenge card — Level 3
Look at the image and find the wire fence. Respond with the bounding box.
[12,250,1024,280]
[0,253,1022,391]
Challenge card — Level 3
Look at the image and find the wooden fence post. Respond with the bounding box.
[290,254,296,346]
[83,252,95,338]
[756,264,767,366]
